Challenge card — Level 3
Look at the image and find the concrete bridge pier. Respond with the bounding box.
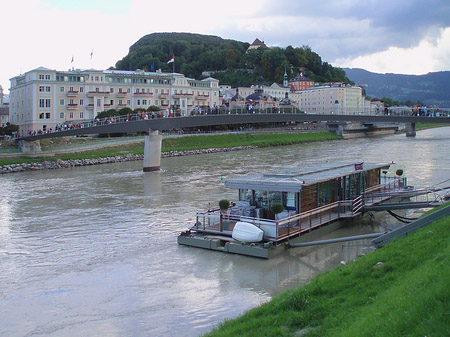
[143,129,162,172]
[18,140,42,153]
[406,122,416,137]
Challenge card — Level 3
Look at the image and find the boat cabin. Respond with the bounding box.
[224,162,390,220]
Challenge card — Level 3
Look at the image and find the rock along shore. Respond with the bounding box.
[0,146,257,175]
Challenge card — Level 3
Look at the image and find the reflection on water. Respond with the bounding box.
[0,127,449,336]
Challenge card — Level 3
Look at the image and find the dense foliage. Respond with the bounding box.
[0,123,19,136]
[115,33,351,86]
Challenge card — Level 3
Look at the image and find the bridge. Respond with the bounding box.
[17,112,450,171]
[19,112,450,141]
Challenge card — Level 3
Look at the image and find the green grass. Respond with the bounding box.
[204,212,450,337]
[415,123,450,131]
[0,132,340,166]
[162,132,339,151]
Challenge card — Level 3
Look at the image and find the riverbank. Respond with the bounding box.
[204,208,450,337]
[0,131,339,173]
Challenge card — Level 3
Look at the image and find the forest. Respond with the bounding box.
[115,33,351,87]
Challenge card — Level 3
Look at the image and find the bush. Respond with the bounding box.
[219,199,230,210]
[270,202,284,215]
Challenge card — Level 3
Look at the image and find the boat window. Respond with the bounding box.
[254,190,268,209]
[239,189,253,204]
[318,181,334,206]
[268,191,282,205]
[285,192,296,210]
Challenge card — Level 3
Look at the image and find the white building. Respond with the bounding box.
[9,67,220,136]
[293,84,366,114]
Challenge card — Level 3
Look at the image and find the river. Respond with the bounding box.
[1,127,449,336]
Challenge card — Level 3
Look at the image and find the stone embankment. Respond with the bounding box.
[0,146,257,174]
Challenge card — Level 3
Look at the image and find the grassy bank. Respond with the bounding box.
[205,213,450,337]
[415,122,450,131]
[0,131,339,166]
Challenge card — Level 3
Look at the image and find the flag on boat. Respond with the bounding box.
[354,162,364,170]
[167,56,174,64]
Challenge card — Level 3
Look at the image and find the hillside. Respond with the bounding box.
[115,32,350,86]
[344,68,450,107]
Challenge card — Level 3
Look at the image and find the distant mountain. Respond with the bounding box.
[344,68,450,107]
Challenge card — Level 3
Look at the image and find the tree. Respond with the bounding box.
[0,123,19,136]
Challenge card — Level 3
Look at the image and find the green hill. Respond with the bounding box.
[114,32,351,86]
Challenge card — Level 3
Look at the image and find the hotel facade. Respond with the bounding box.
[9,67,220,136]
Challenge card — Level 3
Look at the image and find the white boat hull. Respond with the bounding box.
[232,222,264,243]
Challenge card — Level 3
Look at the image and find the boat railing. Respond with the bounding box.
[363,177,408,205]
[194,198,360,241]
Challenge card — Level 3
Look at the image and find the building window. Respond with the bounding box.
[46,113,50,119]
[118,100,123,105]
[136,88,140,93]
[60,87,65,93]
[80,87,84,93]
[80,111,84,119]
[110,87,114,93]
[143,99,147,105]
[110,100,114,105]
[127,100,131,105]
[46,86,51,92]
[60,99,65,105]
[80,99,84,106]
[97,99,101,107]
[69,86,74,92]
[59,112,64,119]
[39,112,44,119]
[39,86,44,92]
[69,112,74,119]
[119,88,122,93]
[39,99,45,107]
[127,88,131,93]
[96,87,100,92]
[137,99,140,105]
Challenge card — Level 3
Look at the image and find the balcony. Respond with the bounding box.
[173,92,194,98]
[86,104,94,110]
[195,94,210,100]
[67,104,78,110]
[133,92,153,96]
[116,92,127,97]
[159,93,169,98]
[66,91,79,97]
[87,91,109,98]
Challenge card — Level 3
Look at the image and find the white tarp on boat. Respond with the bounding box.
[232,221,264,243]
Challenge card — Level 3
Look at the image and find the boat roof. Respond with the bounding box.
[224,162,391,192]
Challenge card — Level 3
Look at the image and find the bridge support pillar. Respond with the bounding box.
[336,124,344,137]
[406,122,416,137]
[143,130,162,172]
[18,140,42,154]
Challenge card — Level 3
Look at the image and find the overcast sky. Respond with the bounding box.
[2,0,450,93]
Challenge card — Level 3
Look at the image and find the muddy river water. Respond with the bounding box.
[1,127,449,336]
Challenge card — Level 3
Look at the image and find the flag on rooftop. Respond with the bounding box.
[167,56,174,64]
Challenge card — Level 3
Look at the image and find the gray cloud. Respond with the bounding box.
[239,0,450,62]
